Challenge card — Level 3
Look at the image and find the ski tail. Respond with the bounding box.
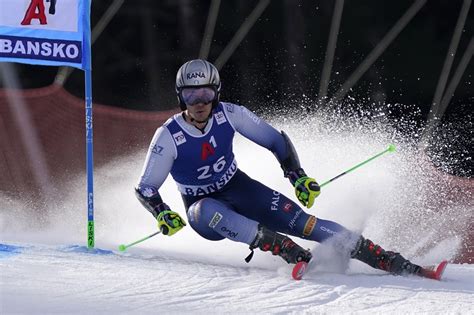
[292,261,309,280]
[419,260,448,281]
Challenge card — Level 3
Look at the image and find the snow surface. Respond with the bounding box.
[1,113,473,314]
[1,243,473,314]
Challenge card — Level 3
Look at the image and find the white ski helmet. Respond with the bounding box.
[175,59,221,110]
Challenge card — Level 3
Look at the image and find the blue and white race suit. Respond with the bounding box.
[137,102,354,246]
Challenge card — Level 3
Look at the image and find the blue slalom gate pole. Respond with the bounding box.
[84,0,94,249]
[85,68,94,248]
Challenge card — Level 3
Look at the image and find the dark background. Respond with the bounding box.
[6,1,473,110]
[2,0,473,175]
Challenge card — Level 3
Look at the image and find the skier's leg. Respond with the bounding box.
[289,211,423,276]
[187,197,311,264]
[215,170,356,242]
[186,197,256,243]
[291,214,424,276]
[211,170,360,259]
[208,171,422,274]
[350,236,422,276]
[216,171,422,274]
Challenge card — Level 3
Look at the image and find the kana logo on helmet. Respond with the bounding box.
[187,72,206,80]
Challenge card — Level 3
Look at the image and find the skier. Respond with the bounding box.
[135,59,437,279]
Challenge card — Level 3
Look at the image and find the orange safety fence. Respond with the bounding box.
[0,84,178,194]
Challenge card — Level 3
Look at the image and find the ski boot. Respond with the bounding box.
[350,236,422,276]
[245,225,312,264]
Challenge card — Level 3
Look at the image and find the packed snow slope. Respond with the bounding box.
[1,243,473,314]
[1,110,472,314]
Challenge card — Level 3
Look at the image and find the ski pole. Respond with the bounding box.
[320,144,396,188]
[118,230,161,252]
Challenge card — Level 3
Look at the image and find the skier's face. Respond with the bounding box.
[186,101,212,124]
[181,86,215,124]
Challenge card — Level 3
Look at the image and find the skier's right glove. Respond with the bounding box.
[286,168,321,208]
[157,209,187,236]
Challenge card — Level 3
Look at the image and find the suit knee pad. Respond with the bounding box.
[187,198,225,241]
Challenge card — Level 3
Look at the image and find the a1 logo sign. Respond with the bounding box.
[21,0,57,25]
[201,136,217,160]
[0,0,78,32]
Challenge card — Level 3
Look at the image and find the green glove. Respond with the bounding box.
[294,176,321,208]
[286,168,321,208]
[157,210,186,236]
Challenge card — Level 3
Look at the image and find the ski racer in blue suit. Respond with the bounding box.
[135,59,425,276]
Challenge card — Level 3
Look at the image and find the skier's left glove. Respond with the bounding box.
[157,209,187,236]
[286,168,321,208]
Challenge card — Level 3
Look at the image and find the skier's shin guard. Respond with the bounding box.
[350,236,421,276]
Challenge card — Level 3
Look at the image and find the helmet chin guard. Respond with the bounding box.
[176,59,221,110]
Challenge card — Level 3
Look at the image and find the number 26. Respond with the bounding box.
[197,156,226,179]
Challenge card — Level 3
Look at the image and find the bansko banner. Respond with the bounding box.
[0,0,91,70]
[0,0,95,249]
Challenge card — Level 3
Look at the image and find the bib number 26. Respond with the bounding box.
[197,156,226,180]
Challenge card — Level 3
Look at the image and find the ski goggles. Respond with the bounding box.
[180,87,216,106]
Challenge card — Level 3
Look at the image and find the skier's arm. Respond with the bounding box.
[222,103,286,158]
[223,103,320,208]
[135,126,186,235]
[278,131,320,208]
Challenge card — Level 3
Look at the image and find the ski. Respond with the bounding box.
[292,260,449,281]
[418,260,448,281]
[292,261,310,280]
